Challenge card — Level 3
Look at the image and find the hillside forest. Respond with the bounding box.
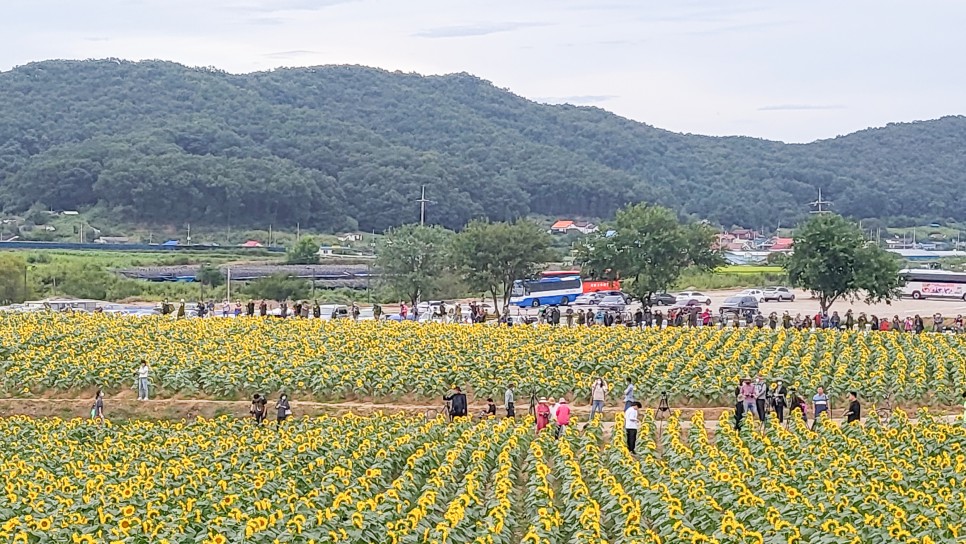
[2,59,966,233]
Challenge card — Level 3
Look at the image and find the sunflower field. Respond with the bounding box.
[0,410,965,543]
[1,314,965,403]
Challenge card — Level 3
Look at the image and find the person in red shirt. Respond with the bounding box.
[879,318,890,332]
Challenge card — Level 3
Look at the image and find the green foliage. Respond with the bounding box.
[243,274,310,302]
[0,254,29,303]
[674,268,787,291]
[578,203,723,303]
[196,263,224,287]
[450,220,553,314]
[376,224,451,306]
[286,237,320,265]
[3,60,965,232]
[787,213,903,312]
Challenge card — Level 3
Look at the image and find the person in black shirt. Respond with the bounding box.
[444,387,468,419]
[480,398,497,418]
[772,379,788,423]
[250,393,267,425]
[845,391,861,423]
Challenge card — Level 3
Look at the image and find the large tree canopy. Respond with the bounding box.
[376,224,451,306]
[2,59,966,232]
[786,213,903,312]
[578,203,722,304]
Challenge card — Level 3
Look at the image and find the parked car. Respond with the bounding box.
[597,294,628,309]
[644,292,676,306]
[574,292,604,306]
[719,296,759,316]
[676,291,712,305]
[739,289,765,303]
[762,286,795,302]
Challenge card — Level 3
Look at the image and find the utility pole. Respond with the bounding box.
[809,188,832,214]
[416,185,434,226]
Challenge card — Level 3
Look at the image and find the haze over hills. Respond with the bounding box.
[0,59,964,233]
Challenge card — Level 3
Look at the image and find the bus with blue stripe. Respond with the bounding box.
[509,274,583,307]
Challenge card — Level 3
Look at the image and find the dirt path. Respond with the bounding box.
[1,397,961,429]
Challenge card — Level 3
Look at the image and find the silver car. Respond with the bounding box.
[762,286,795,302]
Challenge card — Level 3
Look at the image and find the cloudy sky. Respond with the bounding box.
[3,0,963,142]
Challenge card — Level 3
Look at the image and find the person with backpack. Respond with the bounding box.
[444,387,468,420]
[554,398,571,439]
[275,394,291,428]
[250,393,267,425]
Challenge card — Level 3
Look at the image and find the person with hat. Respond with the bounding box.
[536,397,551,433]
[772,379,788,423]
[554,397,571,439]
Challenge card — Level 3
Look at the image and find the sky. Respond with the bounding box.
[3,0,964,143]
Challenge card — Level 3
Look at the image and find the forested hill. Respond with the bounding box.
[1,59,965,232]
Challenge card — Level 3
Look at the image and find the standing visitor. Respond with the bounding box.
[914,315,925,334]
[246,300,255,317]
[891,315,902,332]
[934,313,944,332]
[844,310,855,330]
[576,310,586,326]
[549,398,560,432]
[844,391,861,423]
[444,387,468,419]
[352,303,361,321]
[782,311,792,329]
[280,301,288,319]
[733,380,744,430]
[259,300,267,317]
[773,379,788,423]
[504,384,515,418]
[791,391,808,422]
[740,379,757,420]
[754,375,767,422]
[275,394,291,428]
[373,304,382,321]
[830,311,841,330]
[903,316,914,333]
[222,301,230,317]
[565,308,574,327]
[654,310,664,329]
[536,398,550,433]
[857,312,867,331]
[400,302,408,320]
[589,378,607,420]
[812,387,829,428]
[768,312,778,330]
[177,300,186,319]
[554,398,571,438]
[625,401,641,454]
[92,389,105,425]
[250,393,267,425]
[234,302,242,317]
[623,378,635,411]
[136,360,150,401]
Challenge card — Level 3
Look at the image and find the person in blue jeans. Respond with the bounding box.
[589,378,607,420]
[740,379,757,419]
[136,360,150,401]
[812,386,829,429]
[623,378,635,412]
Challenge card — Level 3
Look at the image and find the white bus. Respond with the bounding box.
[899,269,966,300]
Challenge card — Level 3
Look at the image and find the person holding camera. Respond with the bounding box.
[589,378,608,421]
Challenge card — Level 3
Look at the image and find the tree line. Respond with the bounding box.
[2,60,966,233]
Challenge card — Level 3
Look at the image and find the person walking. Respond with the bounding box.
[444,387,468,420]
[554,398,571,438]
[91,389,105,425]
[623,378,635,412]
[844,391,861,423]
[812,387,829,428]
[504,384,516,418]
[536,397,551,433]
[739,379,757,420]
[136,360,150,401]
[773,379,788,423]
[753,375,767,422]
[250,393,268,425]
[275,394,291,429]
[589,378,607,420]
[624,401,641,454]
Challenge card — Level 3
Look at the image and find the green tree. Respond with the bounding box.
[786,213,902,312]
[450,220,553,314]
[195,263,224,287]
[243,274,310,302]
[577,203,722,303]
[0,254,29,304]
[286,237,320,265]
[376,224,451,306]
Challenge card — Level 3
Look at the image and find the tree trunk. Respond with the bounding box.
[492,288,501,318]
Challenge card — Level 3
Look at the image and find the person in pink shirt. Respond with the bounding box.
[554,397,571,439]
[400,302,408,319]
[536,397,550,433]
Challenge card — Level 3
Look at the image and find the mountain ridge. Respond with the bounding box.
[1,58,964,232]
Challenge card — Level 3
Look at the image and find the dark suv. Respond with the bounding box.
[719,296,759,316]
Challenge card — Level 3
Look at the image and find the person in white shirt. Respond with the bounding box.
[549,400,559,430]
[136,360,150,400]
[624,401,641,454]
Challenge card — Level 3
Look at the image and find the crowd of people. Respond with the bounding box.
[733,375,863,430]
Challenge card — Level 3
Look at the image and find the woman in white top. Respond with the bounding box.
[624,401,641,454]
